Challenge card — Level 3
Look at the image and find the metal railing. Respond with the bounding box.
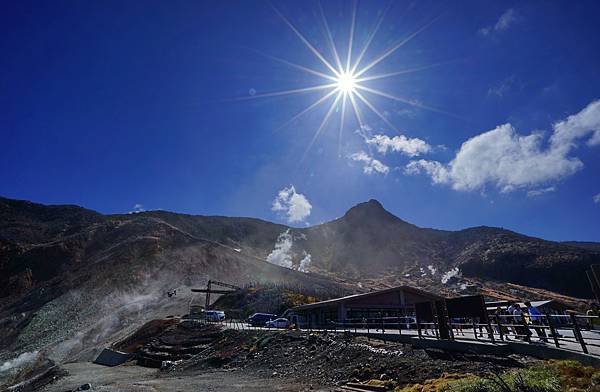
[186,314,600,356]
[318,314,598,355]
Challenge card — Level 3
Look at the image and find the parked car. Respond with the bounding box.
[247,313,277,327]
[265,318,290,329]
[205,310,225,321]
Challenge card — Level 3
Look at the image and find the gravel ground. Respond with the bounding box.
[10,320,535,391]
[40,362,324,392]
[168,326,532,388]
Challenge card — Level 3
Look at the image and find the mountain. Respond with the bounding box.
[2,197,599,302]
[1,196,598,361]
[0,197,342,360]
[295,199,599,298]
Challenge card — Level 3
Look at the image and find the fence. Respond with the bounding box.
[185,313,599,356]
[322,314,599,355]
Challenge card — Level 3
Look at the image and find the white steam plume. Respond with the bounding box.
[441,267,461,284]
[266,230,294,269]
[298,251,312,273]
[0,351,39,373]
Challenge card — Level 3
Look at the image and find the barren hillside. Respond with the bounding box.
[0,196,598,364]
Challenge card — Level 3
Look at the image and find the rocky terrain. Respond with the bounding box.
[297,200,599,299]
[173,326,526,387]
[2,197,598,302]
[44,320,533,391]
[1,196,599,387]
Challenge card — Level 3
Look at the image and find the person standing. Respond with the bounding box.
[525,301,548,342]
[587,303,600,331]
[507,302,518,337]
[512,304,530,340]
[495,307,510,338]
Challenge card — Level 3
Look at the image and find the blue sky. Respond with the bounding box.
[2,0,599,241]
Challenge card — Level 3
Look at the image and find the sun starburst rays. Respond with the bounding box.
[239,4,451,159]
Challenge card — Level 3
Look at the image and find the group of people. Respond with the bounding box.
[495,301,549,342]
[414,301,600,345]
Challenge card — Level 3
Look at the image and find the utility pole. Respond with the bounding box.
[191,279,241,310]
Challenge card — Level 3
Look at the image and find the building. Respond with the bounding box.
[286,286,442,328]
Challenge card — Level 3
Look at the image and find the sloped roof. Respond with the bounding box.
[291,285,443,311]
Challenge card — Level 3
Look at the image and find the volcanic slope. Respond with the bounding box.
[1,196,599,363]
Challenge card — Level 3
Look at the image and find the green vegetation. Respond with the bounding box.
[394,360,600,392]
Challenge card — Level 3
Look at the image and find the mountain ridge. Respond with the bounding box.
[1,195,598,359]
[1,195,598,300]
[2,195,593,245]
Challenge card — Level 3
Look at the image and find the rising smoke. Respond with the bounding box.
[266,230,294,269]
[298,251,312,272]
[0,351,38,373]
[427,265,437,275]
[266,230,312,273]
[441,267,461,284]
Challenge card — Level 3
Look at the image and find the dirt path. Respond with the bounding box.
[41,362,325,392]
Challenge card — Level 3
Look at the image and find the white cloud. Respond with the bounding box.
[480,8,520,36]
[527,187,556,197]
[594,193,600,204]
[272,185,312,223]
[129,203,145,214]
[266,230,293,269]
[406,100,600,193]
[406,159,450,184]
[365,134,432,157]
[350,151,390,175]
[551,100,600,148]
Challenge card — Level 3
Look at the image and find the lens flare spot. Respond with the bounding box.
[337,72,357,93]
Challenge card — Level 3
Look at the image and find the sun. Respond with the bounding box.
[234,4,450,160]
[337,72,357,94]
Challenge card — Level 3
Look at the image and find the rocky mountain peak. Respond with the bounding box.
[342,199,408,226]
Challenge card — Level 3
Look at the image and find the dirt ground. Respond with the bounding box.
[28,320,536,391]
[39,362,321,392]
[176,329,530,387]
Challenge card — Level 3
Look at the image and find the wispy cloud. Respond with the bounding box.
[350,151,390,175]
[272,185,312,223]
[406,99,600,193]
[479,8,520,36]
[594,193,600,204]
[527,187,556,198]
[487,75,521,98]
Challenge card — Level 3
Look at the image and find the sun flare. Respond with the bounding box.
[336,72,357,94]
[236,3,449,160]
